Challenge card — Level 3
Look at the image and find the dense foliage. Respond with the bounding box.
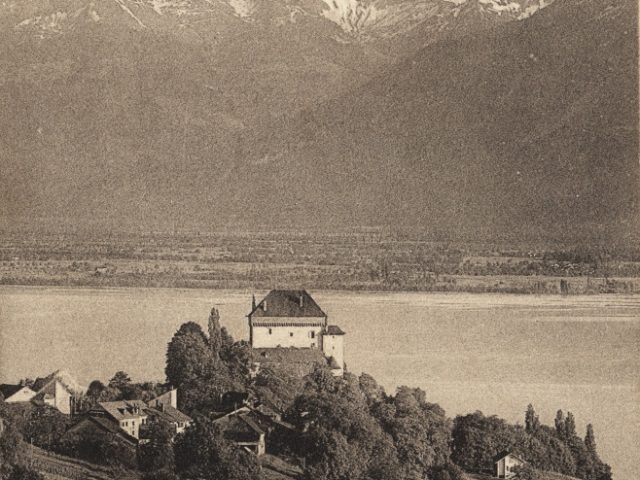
[452,405,611,480]
[0,402,46,480]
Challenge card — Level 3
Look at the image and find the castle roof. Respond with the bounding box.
[248,290,326,318]
[325,325,345,335]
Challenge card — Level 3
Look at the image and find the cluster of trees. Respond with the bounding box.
[283,370,463,480]
[164,308,251,414]
[0,402,46,480]
[451,405,611,480]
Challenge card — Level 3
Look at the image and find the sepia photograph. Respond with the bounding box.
[0,1,638,480]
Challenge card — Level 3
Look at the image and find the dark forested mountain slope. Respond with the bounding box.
[232,0,638,240]
[0,0,636,241]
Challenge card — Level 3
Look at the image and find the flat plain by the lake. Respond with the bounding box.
[0,286,638,480]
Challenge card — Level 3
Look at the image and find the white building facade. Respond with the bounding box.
[248,290,345,376]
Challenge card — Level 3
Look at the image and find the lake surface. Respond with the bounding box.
[1,287,638,480]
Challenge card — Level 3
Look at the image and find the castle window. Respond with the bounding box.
[310,331,315,339]
[290,332,294,337]
[268,328,272,334]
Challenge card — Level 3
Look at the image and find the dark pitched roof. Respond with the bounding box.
[0,384,23,399]
[494,451,526,463]
[325,325,345,335]
[67,416,138,445]
[248,290,326,318]
[213,411,264,443]
[146,404,192,424]
[98,400,147,421]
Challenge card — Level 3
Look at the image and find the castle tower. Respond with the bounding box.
[321,325,346,376]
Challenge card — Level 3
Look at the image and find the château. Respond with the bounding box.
[247,290,345,376]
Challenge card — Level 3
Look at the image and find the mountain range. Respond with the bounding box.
[0,0,637,241]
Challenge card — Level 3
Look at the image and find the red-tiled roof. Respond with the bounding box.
[248,290,326,318]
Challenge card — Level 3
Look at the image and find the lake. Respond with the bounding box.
[0,286,638,480]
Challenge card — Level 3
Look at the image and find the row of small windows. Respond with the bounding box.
[121,418,148,428]
[267,329,315,339]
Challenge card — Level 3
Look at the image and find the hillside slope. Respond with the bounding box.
[233,0,638,240]
[0,0,635,241]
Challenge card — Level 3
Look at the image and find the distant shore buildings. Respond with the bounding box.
[247,290,345,376]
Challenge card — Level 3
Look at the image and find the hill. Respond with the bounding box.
[0,0,636,242]
[233,0,638,240]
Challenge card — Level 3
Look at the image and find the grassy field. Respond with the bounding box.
[30,446,139,480]
[1,231,639,294]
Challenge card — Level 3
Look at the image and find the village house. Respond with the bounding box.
[89,389,192,440]
[96,400,149,439]
[31,369,85,414]
[494,451,525,478]
[211,403,295,456]
[0,384,37,403]
[247,290,346,376]
[62,414,138,447]
[212,407,266,456]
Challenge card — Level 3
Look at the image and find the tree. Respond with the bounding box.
[165,322,214,391]
[303,427,369,480]
[584,424,597,456]
[555,410,565,440]
[137,420,175,473]
[525,404,540,434]
[86,380,105,398]
[512,464,541,480]
[108,371,132,390]
[564,412,577,439]
[173,417,261,480]
[208,307,222,361]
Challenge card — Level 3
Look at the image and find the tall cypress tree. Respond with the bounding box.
[555,410,565,440]
[208,307,222,361]
[565,412,577,439]
[525,404,540,434]
[585,424,597,456]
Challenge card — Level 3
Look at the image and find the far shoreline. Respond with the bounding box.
[1,276,639,297]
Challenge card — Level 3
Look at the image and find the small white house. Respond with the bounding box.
[0,384,37,403]
[495,451,525,478]
[31,370,85,415]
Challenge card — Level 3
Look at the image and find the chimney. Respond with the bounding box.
[263,301,267,312]
[252,295,256,311]
[299,294,304,308]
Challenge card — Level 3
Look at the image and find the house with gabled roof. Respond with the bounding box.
[92,390,192,440]
[96,400,149,439]
[494,451,526,478]
[212,407,266,456]
[62,415,138,447]
[247,290,346,376]
[0,384,36,403]
[31,369,85,414]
